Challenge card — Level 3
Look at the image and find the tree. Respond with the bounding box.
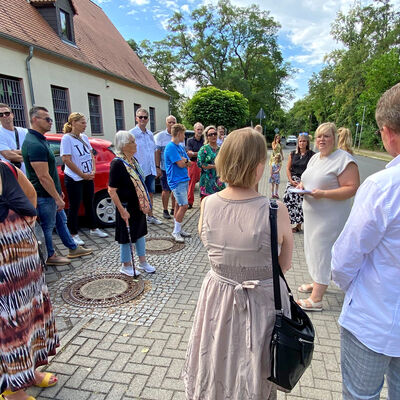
[166,0,291,120]
[127,39,184,120]
[183,86,249,130]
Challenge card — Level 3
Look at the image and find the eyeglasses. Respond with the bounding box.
[137,115,148,120]
[207,132,217,137]
[0,111,11,117]
[36,116,53,123]
[299,132,309,136]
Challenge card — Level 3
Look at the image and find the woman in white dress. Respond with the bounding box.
[297,122,360,311]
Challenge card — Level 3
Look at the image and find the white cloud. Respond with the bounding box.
[127,9,138,15]
[129,0,150,5]
[176,78,198,98]
[181,4,190,13]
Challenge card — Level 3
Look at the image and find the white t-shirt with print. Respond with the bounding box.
[0,126,28,173]
[60,134,93,181]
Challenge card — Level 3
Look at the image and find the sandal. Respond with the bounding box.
[298,283,314,293]
[297,297,323,311]
[34,372,58,388]
[1,390,35,400]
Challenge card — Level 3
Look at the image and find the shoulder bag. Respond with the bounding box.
[268,200,315,391]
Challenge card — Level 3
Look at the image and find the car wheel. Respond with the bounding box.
[94,191,116,227]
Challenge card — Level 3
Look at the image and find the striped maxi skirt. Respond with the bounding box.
[0,210,59,393]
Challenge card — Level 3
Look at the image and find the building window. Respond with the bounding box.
[134,103,141,117]
[60,9,73,42]
[88,94,102,134]
[0,74,26,127]
[149,107,156,132]
[114,99,125,131]
[51,85,70,133]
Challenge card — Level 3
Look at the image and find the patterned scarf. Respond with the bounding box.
[116,153,151,214]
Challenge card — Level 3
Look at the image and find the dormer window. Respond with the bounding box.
[60,9,72,42]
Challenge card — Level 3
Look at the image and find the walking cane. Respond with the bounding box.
[125,217,138,278]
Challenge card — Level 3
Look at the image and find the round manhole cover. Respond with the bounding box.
[146,237,185,254]
[62,273,144,308]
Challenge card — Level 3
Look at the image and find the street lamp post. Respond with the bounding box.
[358,106,366,150]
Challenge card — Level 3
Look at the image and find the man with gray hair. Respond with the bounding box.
[154,115,177,219]
[186,122,204,208]
[332,83,400,399]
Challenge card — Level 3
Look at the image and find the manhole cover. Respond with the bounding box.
[62,273,144,308]
[146,237,185,254]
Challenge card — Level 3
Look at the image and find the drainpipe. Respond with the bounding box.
[26,46,35,107]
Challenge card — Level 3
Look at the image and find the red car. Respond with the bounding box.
[45,133,116,227]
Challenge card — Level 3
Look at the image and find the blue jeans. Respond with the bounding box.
[56,209,77,250]
[172,181,188,206]
[145,174,155,194]
[120,236,146,263]
[37,197,77,258]
[341,327,400,399]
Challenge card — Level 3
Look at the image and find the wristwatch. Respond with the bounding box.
[156,165,160,168]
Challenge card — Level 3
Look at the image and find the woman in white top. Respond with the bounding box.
[61,113,108,245]
[297,122,360,311]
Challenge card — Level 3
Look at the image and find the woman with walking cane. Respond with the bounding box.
[108,131,156,276]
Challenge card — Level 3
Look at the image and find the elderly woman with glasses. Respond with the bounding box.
[197,125,226,200]
[108,131,156,277]
[283,132,315,233]
[296,123,360,311]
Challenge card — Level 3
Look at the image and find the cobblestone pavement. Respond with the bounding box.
[29,152,386,400]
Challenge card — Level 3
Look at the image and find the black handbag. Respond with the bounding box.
[268,200,315,391]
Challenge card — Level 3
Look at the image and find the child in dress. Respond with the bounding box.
[269,153,281,198]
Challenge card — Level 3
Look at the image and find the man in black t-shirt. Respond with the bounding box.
[22,106,92,266]
[186,122,204,208]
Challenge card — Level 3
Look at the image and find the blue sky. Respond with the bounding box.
[93,0,399,109]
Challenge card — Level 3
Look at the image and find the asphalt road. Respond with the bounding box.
[282,148,388,183]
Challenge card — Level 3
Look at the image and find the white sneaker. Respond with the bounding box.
[137,262,156,274]
[147,216,163,225]
[90,228,109,238]
[180,230,191,238]
[172,232,184,243]
[120,264,140,277]
[72,234,85,246]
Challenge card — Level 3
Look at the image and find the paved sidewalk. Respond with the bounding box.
[30,154,386,400]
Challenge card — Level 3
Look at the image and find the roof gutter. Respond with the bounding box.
[25,45,35,107]
[0,32,169,99]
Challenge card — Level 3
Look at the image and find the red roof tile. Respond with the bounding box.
[0,0,167,97]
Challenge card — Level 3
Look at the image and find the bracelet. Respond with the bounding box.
[156,166,160,168]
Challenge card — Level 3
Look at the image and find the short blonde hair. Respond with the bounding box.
[171,123,185,137]
[315,122,337,148]
[63,112,85,133]
[337,127,353,154]
[216,127,267,188]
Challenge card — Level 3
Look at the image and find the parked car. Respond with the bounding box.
[45,133,116,227]
[286,135,297,146]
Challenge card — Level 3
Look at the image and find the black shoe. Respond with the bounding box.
[188,204,193,209]
[163,210,172,219]
[170,208,174,216]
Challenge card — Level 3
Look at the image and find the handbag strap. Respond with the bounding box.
[14,128,20,149]
[269,199,292,312]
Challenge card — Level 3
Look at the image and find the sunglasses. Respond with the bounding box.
[137,115,148,120]
[37,116,53,123]
[207,132,217,137]
[0,111,11,117]
[299,132,309,136]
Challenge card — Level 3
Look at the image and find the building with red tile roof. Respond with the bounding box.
[0,0,169,138]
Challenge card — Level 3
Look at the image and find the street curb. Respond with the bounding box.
[354,150,392,162]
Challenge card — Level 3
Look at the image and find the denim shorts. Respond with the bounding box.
[160,170,171,192]
[172,181,189,206]
[145,174,155,194]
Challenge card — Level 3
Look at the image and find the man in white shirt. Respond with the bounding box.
[130,108,162,225]
[0,102,27,173]
[154,115,177,219]
[332,83,400,400]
